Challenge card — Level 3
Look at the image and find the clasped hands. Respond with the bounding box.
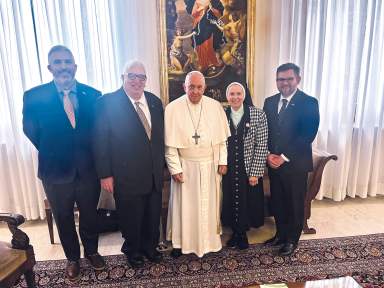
[101,176,114,193]
[171,165,228,183]
[248,176,258,186]
[267,153,285,169]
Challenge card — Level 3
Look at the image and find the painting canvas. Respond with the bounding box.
[158,0,255,104]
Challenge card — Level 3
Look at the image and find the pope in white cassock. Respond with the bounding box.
[165,71,230,258]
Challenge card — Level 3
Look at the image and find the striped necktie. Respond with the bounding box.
[278,98,288,121]
[135,101,151,140]
[63,90,76,128]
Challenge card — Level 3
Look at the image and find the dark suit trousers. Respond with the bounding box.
[268,167,307,244]
[43,177,100,261]
[114,178,161,257]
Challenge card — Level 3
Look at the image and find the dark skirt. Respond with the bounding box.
[222,166,264,233]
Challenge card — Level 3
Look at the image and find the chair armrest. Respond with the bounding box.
[0,213,30,249]
[309,149,338,197]
[0,213,25,226]
[312,148,338,161]
[303,149,337,234]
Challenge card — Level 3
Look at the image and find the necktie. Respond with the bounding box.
[135,101,151,140]
[278,98,288,120]
[63,90,76,128]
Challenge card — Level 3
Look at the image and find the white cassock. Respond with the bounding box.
[164,95,230,257]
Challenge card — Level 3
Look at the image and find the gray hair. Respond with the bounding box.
[122,60,146,75]
[48,45,74,63]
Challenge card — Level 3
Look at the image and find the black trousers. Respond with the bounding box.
[43,177,100,261]
[268,167,307,244]
[114,179,161,257]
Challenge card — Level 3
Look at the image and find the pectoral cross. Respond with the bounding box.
[192,131,200,145]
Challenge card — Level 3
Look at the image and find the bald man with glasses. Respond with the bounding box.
[93,61,165,268]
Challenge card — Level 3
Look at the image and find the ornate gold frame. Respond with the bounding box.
[157,0,255,105]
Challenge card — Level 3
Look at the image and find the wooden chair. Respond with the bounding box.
[263,149,337,234]
[44,199,78,244]
[0,213,36,288]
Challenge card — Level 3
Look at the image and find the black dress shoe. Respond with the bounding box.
[144,250,163,263]
[237,233,249,250]
[85,253,106,270]
[170,248,182,258]
[279,242,298,256]
[66,260,80,281]
[226,233,239,248]
[264,236,284,246]
[127,254,144,268]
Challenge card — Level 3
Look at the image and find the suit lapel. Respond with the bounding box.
[46,81,69,119]
[271,94,281,124]
[144,92,155,139]
[47,81,62,107]
[76,83,88,125]
[121,88,151,140]
[288,90,300,108]
[280,90,300,121]
[71,81,91,128]
[118,87,139,120]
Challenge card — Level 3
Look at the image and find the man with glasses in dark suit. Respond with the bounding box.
[93,60,165,268]
[263,63,319,256]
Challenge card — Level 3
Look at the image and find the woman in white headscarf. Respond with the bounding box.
[222,82,268,249]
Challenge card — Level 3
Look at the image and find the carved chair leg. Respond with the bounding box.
[45,208,54,244]
[303,190,316,234]
[303,219,316,234]
[24,269,36,288]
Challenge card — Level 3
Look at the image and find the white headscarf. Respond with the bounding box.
[226,82,246,127]
[225,82,246,99]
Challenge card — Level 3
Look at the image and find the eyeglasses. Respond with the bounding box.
[125,73,147,81]
[276,77,295,83]
[187,85,204,91]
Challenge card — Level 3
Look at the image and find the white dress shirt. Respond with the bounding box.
[127,93,152,127]
[278,89,297,162]
[278,89,296,112]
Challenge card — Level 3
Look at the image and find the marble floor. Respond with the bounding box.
[0,196,383,261]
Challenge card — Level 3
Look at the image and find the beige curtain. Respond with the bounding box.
[0,0,161,219]
[252,0,384,200]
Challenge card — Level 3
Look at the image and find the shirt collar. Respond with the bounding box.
[231,104,244,116]
[54,80,77,95]
[280,89,297,103]
[126,91,147,107]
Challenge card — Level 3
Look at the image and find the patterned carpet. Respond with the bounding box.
[15,234,384,287]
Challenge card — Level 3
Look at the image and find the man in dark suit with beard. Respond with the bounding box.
[22,45,105,281]
[93,60,165,268]
[263,63,319,256]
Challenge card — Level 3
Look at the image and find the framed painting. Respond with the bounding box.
[158,0,255,105]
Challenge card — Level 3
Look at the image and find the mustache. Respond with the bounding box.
[57,69,73,74]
